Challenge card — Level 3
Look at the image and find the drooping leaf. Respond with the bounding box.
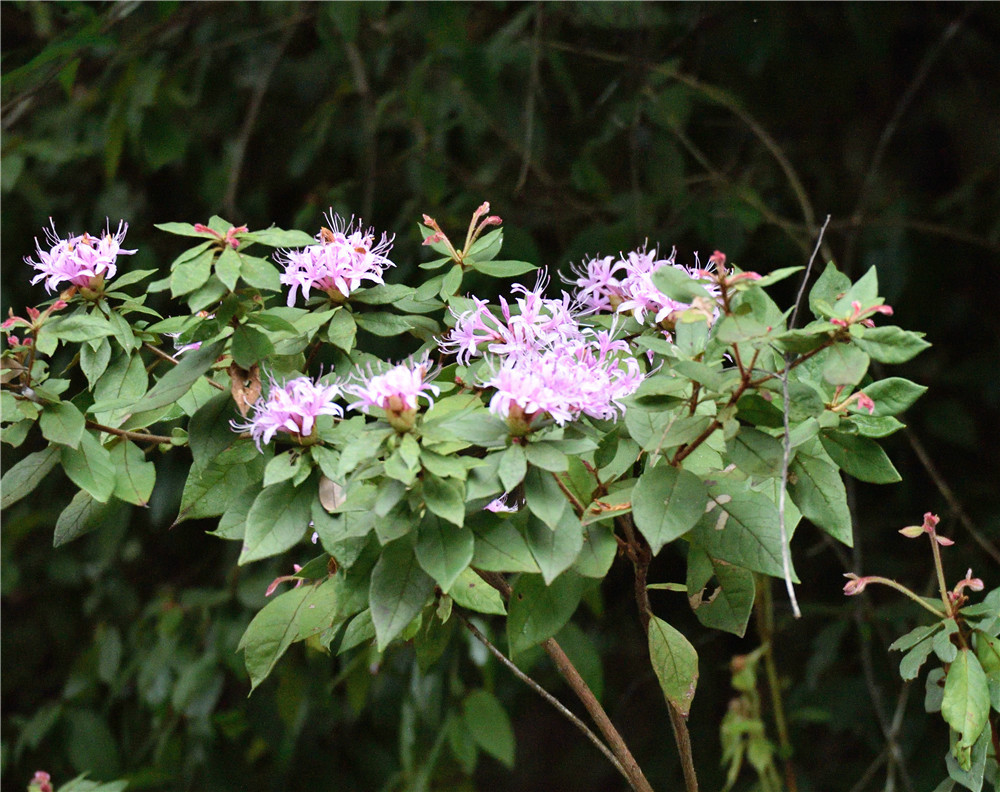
[942,649,990,756]
[788,450,853,545]
[239,479,316,564]
[415,512,475,592]
[507,571,585,656]
[462,689,515,767]
[632,464,707,554]
[0,446,60,509]
[820,430,901,484]
[110,439,156,506]
[525,509,583,584]
[369,539,436,650]
[648,614,699,717]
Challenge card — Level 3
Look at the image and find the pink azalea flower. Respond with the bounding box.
[276,212,394,306]
[344,355,441,415]
[232,375,343,449]
[26,219,136,293]
[441,272,583,363]
[484,334,643,430]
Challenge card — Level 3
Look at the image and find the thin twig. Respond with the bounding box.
[143,342,226,391]
[904,427,1000,566]
[514,4,543,193]
[777,215,831,618]
[456,611,630,784]
[472,568,655,792]
[86,420,175,446]
[223,20,298,218]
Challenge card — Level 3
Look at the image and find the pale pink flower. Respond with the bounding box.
[485,493,518,513]
[232,375,343,449]
[345,355,440,414]
[27,219,136,293]
[442,272,583,363]
[276,212,394,306]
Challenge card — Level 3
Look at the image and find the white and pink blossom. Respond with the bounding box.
[26,219,136,293]
[276,212,394,306]
[345,355,440,415]
[232,375,343,449]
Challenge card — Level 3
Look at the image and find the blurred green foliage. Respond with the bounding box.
[2,3,998,791]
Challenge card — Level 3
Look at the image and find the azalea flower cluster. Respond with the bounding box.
[26,219,136,294]
[233,356,440,446]
[233,376,344,450]
[444,273,644,430]
[276,212,395,306]
[441,274,582,364]
[566,245,720,327]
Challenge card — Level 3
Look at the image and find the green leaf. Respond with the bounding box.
[651,264,712,302]
[820,344,870,386]
[524,466,569,529]
[820,430,901,484]
[899,634,937,681]
[54,489,108,546]
[942,649,990,752]
[466,228,503,260]
[43,314,114,344]
[231,324,274,368]
[525,441,569,472]
[369,539,435,650]
[498,444,527,491]
[689,481,793,579]
[449,568,506,615]
[648,614,699,717]
[240,227,315,247]
[215,245,242,291]
[0,446,60,509]
[462,690,515,767]
[685,548,755,637]
[354,311,439,338]
[852,325,931,364]
[890,622,943,653]
[574,521,618,578]
[239,479,315,564]
[726,427,784,477]
[468,259,538,278]
[788,451,853,545]
[525,510,583,584]
[423,473,466,527]
[61,432,115,502]
[239,589,311,690]
[127,339,225,413]
[832,266,879,315]
[239,255,282,291]
[471,518,540,573]
[110,439,156,506]
[326,308,357,352]
[415,512,475,592]
[861,377,927,416]
[809,261,851,319]
[632,465,707,554]
[93,352,148,418]
[176,447,263,524]
[170,247,215,297]
[507,571,585,656]
[80,337,112,387]
[154,221,214,238]
[188,391,240,469]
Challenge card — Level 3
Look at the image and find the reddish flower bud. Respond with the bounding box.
[856,393,876,415]
[843,573,868,596]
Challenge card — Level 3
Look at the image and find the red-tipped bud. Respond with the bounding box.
[857,393,876,415]
[922,512,940,531]
[422,231,446,246]
[481,215,502,227]
[50,300,68,312]
[473,201,490,220]
[709,250,727,267]
[843,573,869,596]
[194,223,211,233]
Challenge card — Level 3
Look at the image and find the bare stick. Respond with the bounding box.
[777,215,831,618]
[473,569,655,792]
[86,420,174,446]
[456,611,630,784]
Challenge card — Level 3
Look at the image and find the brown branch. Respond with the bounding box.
[143,342,226,391]
[472,568,655,792]
[552,471,585,517]
[456,610,630,783]
[86,420,175,446]
[904,427,1000,566]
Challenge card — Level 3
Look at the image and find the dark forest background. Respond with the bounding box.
[2,3,998,791]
